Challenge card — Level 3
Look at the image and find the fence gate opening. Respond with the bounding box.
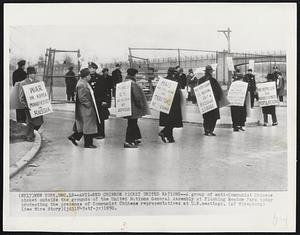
[43,48,81,103]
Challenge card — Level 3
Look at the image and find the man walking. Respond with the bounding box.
[12,60,27,123]
[67,68,98,148]
[19,67,44,142]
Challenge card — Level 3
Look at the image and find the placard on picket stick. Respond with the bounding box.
[194,80,217,115]
[227,81,248,106]
[226,57,235,71]
[116,81,132,117]
[150,76,177,114]
[256,81,278,107]
[22,81,53,118]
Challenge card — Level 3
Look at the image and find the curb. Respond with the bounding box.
[10,129,42,178]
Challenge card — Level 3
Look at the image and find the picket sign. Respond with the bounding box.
[150,76,178,114]
[226,57,235,71]
[256,82,278,107]
[194,80,217,115]
[227,81,248,106]
[22,81,53,118]
[249,60,255,71]
[116,81,132,117]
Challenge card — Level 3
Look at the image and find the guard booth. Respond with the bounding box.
[43,48,81,103]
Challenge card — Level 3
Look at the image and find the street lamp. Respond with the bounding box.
[218,27,232,53]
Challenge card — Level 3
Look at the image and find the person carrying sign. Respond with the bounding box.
[261,74,278,127]
[197,65,223,136]
[158,67,183,143]
[230,68,248,132]
[67,68,98,148]
[19,67,44,142]
[123,68,150,148]
[13,60,27,123]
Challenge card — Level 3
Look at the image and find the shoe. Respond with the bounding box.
[272,122,278,126]
[239,126,246,131]
[158,132,167,143]
[67,136,78,146]
[134,139,142,145]
[208,132,216,136]
[96,136,105,139]
[84,144,97,148]
[233,128,239,132]
[167,138,175,143]
[263,123,267,127]
[204,132,209,136]
[124,142,138,148]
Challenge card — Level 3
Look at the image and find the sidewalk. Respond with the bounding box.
[51,101,283,127]
[9,118,42,178]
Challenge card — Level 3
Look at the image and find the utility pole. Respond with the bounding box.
[218,27,231,53]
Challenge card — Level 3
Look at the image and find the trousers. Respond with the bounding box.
[263,113,277,124]
[203,117,217,133]
[161,126,174,140]
[71,132,94,146]
[125,119,141,143]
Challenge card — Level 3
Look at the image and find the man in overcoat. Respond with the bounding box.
[19,67,44,141]
[65,66,77,102]
[198,65,223,136]
[158,67,183,143]
[13,60,27,123]
[123,68,150,148]
[244,68,256,108]
[93,68,113,138]
[67,68,98,148]
[112,63,123,99]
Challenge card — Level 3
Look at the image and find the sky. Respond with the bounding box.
[5,3,296,64]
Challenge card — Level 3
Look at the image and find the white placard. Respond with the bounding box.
[150,76,178,114]
[249,60,255,71]
[226,57,235,71]
[116,81,132,117]
[194,80,217,114]
[256,82,278,107]
[227,81,249,106]
[22,81,53,118]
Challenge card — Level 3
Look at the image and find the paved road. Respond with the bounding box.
[10,108,287,191]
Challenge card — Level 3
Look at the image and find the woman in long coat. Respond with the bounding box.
[158,67,183,143]
[123,68,150,148]
[198,65,223,136]
[68,68,98,148]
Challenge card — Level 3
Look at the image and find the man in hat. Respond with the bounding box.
[197,65,223,136]
[93,68,113,139]
[123,68,150,148]
[272,65,284,103]
[12,60,27,122]
[67,68,98,148]
[19,66,44,141]
[186,68,197,104]
[88,62,100,91]
[177,68,187,89]
[112,63,123,99]
[243,68,256,108]
[65,66,77,102]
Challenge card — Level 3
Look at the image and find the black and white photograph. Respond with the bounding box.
[3,2,296,232]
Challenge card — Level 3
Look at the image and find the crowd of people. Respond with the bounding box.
[12,59,285,147]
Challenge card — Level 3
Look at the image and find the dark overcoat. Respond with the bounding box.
[124,76,150,119]
[94,74,113,120]
[13,68,27,86]
[112,69,123,86]
[198,74,222,120]
[244,74,256,93]
[75,79,98,134]
[65,70,77,93]
[19,78,44,126]
[159,75,183,128]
